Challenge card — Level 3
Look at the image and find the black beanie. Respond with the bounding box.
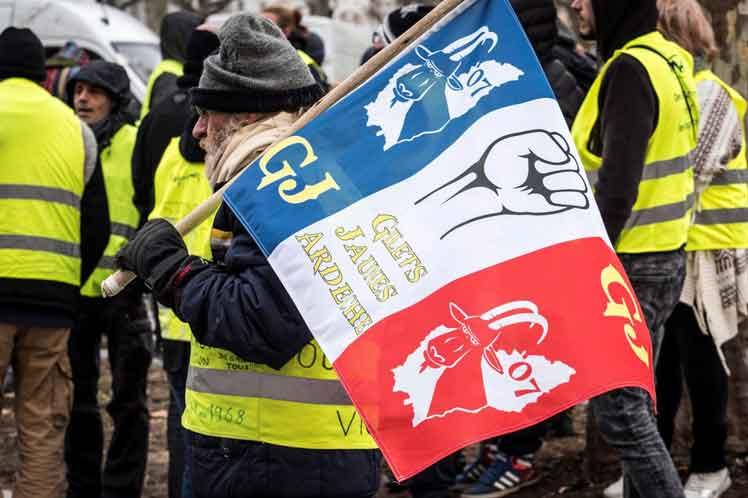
[0,27,46,82]
[177,29,220,90]
[380,4,434,45]
[66,60,131,107]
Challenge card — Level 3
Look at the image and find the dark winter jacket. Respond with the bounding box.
[584,0,660,245]
[510,0,591,127]
[174,203,381,497]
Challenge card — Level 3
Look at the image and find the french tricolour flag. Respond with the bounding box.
[225,0,655,480]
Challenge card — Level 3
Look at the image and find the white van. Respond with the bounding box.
[0,0,160,103]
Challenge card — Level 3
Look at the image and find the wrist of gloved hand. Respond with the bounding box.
[116,219,205,308]
[149,254,208,308]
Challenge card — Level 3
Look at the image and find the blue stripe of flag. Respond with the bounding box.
[225,0,555,255]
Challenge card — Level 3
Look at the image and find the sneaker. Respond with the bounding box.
[462,452,539,497]
[684,468,731,498]
[453,443,499,490]
[603,476,623,498]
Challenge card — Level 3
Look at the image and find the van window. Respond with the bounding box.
[112,42,160,85]
[0,5,12,27]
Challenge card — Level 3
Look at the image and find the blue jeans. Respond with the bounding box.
[590,249,686,498]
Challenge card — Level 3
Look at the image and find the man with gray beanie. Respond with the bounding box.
[116,13,381,498]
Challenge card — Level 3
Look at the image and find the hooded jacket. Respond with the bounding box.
[147,12,204,113]
[132,29,219,226]
[66,61,135,148]
[584,0,660,245]
[510,0,591,126]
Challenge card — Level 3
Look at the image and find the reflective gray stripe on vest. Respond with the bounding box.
[0,234,80,257]
[97,255,117,270]
[0,184,80,208]
[625,193,695,229]
[641,155,690,181]
[111,222,137,240]
[709,170,748,186]
[188,366,353,406]
[694,208,748,225]
[587,155,690,188]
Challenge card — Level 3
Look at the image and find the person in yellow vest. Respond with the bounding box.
[569,1,698,498]
[136,28,220,498]
[261,5,330,91]
[0,26,106,498]
[652,2,745,497]
[64,61,154,498]
[116,14,379,498]
[140,11,204,119]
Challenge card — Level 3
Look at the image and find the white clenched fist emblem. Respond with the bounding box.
[416,129,589,238]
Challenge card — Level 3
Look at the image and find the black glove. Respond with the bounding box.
[116,219,205,308]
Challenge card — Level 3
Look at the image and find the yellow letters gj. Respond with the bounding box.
[257,136,340,204]
[600,264,650,368]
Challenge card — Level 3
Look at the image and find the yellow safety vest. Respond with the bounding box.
[0,78,85,287]
[81,124,140,297]
[183,339,377,450]
[141,59,183,119]
[571,32,697,253]
[149,138,213,341]
[686,70,748,251]
[297,49,328,86]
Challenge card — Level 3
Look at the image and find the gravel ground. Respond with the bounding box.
[2,361,747,497]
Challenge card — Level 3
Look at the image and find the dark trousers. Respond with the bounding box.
[164,340,191,498]
[656,303,728,473]
[407,452,460,498]
[590,249,686,498]
[498,422,546,455]
[65,290,153,498]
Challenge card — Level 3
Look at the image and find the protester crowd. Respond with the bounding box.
[0,0,745,498]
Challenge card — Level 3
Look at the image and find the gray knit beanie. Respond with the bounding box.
[190,13,323,113]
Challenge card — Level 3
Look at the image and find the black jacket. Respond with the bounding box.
[586,0,660,246]
[176,204,381,497]
[510,0,590,127]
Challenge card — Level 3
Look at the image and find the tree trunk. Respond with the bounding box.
[702,0,748,97]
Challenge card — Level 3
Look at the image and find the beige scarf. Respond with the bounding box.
[205,111,301,187]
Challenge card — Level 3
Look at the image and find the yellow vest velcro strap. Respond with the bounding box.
[0,234,80,257]
[710,170,748,186]
[625,193,695,229]
[694,208,748,225]
[0,184,80,208]
[111,222,137,240]
[188,367,353,405]
[641,155,690,180]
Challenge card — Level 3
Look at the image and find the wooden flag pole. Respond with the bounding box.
[101,0,467,298]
